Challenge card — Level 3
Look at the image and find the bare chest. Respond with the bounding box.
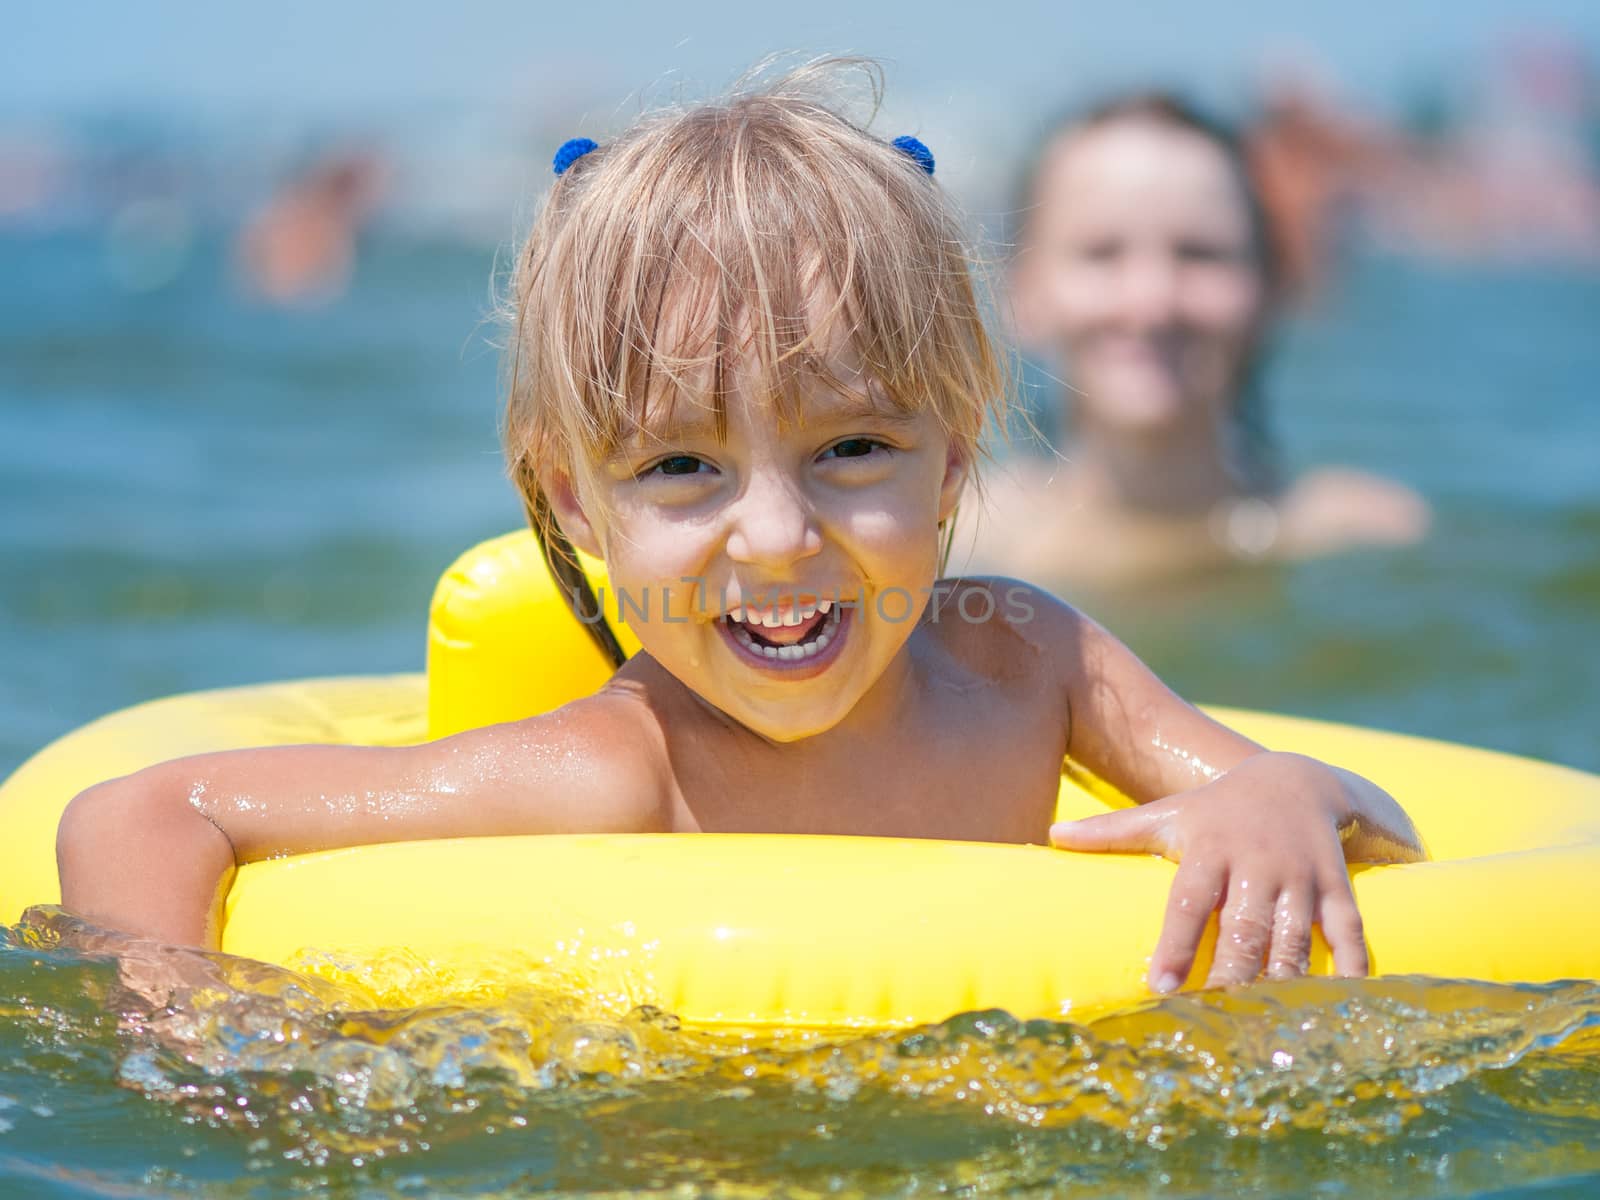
[668,687,1068,844]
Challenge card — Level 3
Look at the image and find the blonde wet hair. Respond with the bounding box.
[501,59,1007,661]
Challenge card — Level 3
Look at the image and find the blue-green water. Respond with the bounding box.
[4,911,1599,1199]
[2,233,1597,777]
[2,229,1598,1196]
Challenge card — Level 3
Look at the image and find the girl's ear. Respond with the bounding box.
[937,443,970,525]
[544,468,604,559]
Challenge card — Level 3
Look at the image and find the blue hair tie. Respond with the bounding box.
[553,137,599,176]
[891,135,935,177]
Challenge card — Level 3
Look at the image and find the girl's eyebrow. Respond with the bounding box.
[623,408,719,448]
[814,397,921,429]
[616,389,916,454]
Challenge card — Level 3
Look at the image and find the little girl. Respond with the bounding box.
[57,62,1421,997]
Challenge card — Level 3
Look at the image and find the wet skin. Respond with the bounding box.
[57,371,1423,994]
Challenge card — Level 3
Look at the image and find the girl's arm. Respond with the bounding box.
[1030,589,1422,993]
[56,694,669,949]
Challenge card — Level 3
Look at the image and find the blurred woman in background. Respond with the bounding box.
[965,94,1429,588]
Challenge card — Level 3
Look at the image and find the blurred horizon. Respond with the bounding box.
[8,2,1600,246]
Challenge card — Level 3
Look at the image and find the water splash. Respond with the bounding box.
[3,908,1598,1197]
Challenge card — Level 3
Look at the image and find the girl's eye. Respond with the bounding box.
[644,454,708,478]
[821,438,886,461]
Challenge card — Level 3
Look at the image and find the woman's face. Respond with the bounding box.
[1013,120,1269,438]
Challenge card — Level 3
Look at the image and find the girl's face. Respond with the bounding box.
[1012,120,1268,438]
[551,360,966,743]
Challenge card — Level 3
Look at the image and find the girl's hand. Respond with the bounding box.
[1049,752,1423,994]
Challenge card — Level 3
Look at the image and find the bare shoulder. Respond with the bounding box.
[928,576,1089,680]
[472,685,674,834]
[1277,467,1432,558]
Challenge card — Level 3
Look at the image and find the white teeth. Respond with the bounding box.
[732,606,811,628]
[730,599,826,627]
[725,603,842,664]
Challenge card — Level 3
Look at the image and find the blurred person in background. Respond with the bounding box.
[1378,32,1600,263]
[1246,64,1399,301]
[963,94,1430,589]
[235,149,388,306]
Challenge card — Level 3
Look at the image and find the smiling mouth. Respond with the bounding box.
[720,600,845,665]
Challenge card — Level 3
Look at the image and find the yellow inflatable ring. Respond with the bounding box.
[2,531,1598,1031]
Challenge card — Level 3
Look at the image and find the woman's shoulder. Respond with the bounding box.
[1276,467,1432,559]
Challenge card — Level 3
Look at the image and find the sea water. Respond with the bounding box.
[4,909,1599,1197]
[2,230,1598,1195]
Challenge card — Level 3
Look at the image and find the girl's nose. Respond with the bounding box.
[725,471,824,569]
